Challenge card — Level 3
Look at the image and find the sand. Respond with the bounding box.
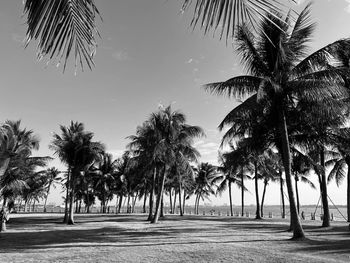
[0,214,349,262]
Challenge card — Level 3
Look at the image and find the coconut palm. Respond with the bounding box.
[216,153,245,216]
[204,4,350,239]
[150,106,203,223]
[50,121,104,224]
[192,162,218,215]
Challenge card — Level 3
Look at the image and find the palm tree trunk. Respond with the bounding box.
[229,182,233,216]
[143,193,147,213]
[179,183,183,216]
[173,191,177,214]
[63,168,71,223]
[68,168,76,225]
[255,162,261,219]
[261,180,267,217]
[294,173,300,214]
[0,198,8,232]
[182,190,186,214]
[196,194,201,215]
[169,189,173,214]
[151,166,167,224]
[132,192,138,213]
[347,160,350,222]
[147,167,156,221]
[280,171,285,219]
[160,193,164,218]
[118,194,123,214]
[320,149,330,227]
[126,195,131,213]
[241,169,244,216]
[278,110,305,239]
[87,191,90,213]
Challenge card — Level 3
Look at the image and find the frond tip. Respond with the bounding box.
[23,0,101,72]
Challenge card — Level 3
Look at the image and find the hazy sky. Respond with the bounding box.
[1,0,350,207]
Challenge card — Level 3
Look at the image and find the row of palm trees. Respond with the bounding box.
[202,3,350,240]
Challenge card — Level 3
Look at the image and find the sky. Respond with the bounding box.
[0,0,350,208]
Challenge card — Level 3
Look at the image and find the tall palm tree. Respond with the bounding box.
[204,4,350,239]
[50,121,104,224]
[149,106,203,223]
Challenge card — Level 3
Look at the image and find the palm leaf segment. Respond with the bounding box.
[182,0,295,40]
[24,0,100,71]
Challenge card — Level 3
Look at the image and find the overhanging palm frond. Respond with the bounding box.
[181,0,293,40]
[23,0,101,71]
[204,76,261,99]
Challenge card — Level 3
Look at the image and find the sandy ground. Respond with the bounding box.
[0,214,349,262]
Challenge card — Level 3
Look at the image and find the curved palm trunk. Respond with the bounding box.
[254,162,261,219]
[280,171,285,219]
[228,182,233,216]
[261,180,268,217]
[320,149,330,227]
[278,110,305,239]
[241,170,244,216]
[151,166,167,224]
[294,174,300,214]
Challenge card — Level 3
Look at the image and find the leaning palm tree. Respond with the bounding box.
[204,4,350,239]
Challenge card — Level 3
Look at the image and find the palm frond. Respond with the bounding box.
[24,0,101,71]
[181,0,293,41]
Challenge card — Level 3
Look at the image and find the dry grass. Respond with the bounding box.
[0,213,349,262]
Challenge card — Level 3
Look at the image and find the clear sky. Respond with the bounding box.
[0,0,349,207]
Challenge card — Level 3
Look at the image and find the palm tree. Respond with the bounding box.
[43,167,61,212]
[217,153,246,216]
[150,106,203,223]
[50,121,104,224]
[204,4,350,239]
[192,162,218,215]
